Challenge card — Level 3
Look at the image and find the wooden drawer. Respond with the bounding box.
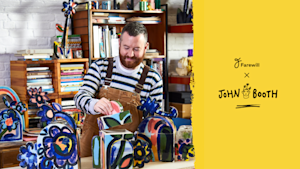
[0,142,27,168]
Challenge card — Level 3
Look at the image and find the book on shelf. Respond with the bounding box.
[61,75,84,79]
[60,64,84,68]
[61,72,84,75]
[61,67,84,70]
[61,99,75,105]
[27,78,52,83]
[27,82,52,86]
[107,20,126,24]
[15,54,52,61]
[62,105,77,109]
[17,49,53,54]
[93,25,100,58]
[145,52,159,58]
[27,70,52,76]
[61,78,84,82]
[27,85,53,90]
[126,16,161,22]
[93,25,119,59]
[135,20,161,24]
[126,17,161,24]
[61,86,81,92]
[93,12,110,16]
[27,74,52,79]
[61,81,83,86]
[26,67,49,71]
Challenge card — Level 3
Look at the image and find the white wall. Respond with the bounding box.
[0,0,193,87]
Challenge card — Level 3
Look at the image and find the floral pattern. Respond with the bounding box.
[43,125,78,168]
[177,139,194,161]
[137,97,178,118]
[0,110,18,131]
[37,104,55,125]
[17,142,38,169]
[132,139,151,168]
[28,87,50,107]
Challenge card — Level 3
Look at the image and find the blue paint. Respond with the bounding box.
[93,136,100,166]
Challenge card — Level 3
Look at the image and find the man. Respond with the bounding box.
[74,22,163,157]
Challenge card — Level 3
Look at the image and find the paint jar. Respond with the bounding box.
[102,1,111,10]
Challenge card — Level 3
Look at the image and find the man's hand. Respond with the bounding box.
[94,98,113,115]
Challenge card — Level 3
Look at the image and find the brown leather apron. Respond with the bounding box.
[80,57,150,157]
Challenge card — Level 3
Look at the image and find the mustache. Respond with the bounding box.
[123,56,136,59]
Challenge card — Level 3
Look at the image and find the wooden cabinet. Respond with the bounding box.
[10,59,89,128]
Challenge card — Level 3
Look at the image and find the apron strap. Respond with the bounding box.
[104,57,149,93]
[104,57,114,86]
[134,65,150,94]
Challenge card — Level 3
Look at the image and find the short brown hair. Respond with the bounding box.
[121,22,148,44]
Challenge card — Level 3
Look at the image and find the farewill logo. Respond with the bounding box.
[234,58,260,68]
[219,83,278,99]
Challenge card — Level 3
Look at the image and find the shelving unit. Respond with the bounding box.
[72,7,170,111]
[168,75,191,85]
[10,58,89,128]
[168,23,193,33]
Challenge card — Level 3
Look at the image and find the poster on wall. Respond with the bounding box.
[193,0,300,168]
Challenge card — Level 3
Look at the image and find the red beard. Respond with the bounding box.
[119,52,144,69]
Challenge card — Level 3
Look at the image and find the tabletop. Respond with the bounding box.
[7,157,195,169]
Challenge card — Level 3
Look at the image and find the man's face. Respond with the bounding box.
[119,31,148,69]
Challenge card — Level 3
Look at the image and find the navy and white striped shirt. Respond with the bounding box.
[74,56,163,115]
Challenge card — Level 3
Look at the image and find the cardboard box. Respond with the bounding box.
[169,102,191,119]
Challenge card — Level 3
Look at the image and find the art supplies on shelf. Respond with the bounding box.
[53,34,83,59]
[60,63,84,92]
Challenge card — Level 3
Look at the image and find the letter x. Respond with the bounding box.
[245,73,249,78]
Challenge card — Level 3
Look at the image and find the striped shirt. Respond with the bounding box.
[74,56,163,115]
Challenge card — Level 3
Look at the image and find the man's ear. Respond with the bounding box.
[145,42,149,51]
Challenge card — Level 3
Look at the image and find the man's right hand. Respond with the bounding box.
[94,98,113,115]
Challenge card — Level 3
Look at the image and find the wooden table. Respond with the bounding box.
[6,157,195,169]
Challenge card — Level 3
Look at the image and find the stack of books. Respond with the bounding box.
[15,49,53,61]
[126,16,161,24]
[26,67,54,93]
[92,13,125,24]
[145,49,160,58]
[60,64,84,92]
[61,99,84,126]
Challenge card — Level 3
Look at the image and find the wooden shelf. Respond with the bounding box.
[57,58,88,63]
[168,75,190,85]
[10,59,89,128]
[168,23,193,33]
[11,58,89,64]
[91,9,164,14]
[91,55,165,61]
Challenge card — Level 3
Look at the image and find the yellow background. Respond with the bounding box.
[192,0,300,168]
